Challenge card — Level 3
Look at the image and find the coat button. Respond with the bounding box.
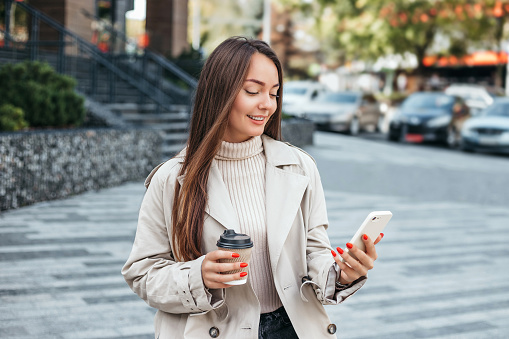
[327,323,337,334]
[209,326,220,338]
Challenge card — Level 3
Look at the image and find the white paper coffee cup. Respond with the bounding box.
[217,229,253,285]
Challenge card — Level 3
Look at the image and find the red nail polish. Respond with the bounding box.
[240,272,248,277]
[380,233,384,238]
[363,234,368,240]
[337,247,344,255]
[346,243,353,249]
[331,250,337,257]
[232,253,240,258]
[240,262,248,268]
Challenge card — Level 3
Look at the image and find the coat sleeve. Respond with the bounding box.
[121,162,225,314]
[301,159,366,305]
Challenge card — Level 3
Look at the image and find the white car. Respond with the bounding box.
[444,84,495,115]
[282,81,328,115]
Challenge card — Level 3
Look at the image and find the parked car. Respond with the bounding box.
[282,81,329,115]
[460,97,509,153]
[444,84,495,116]
[287,91,383,134]
[388,92,471,147]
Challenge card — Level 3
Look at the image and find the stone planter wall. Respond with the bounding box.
[0,128,162,211]
[281,118,315,147]
[0,119,314,211]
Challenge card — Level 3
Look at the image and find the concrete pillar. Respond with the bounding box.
[67,0,95,42]
[113,0,134,41]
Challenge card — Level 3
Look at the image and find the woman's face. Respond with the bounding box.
[223,53,279,143]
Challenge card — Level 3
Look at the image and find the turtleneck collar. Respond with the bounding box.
[215,135,263,160]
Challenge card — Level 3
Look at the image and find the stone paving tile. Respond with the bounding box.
[1,179,509,338]
[324,190,509,338]
[0,183,147,338]
[60,329,120,339]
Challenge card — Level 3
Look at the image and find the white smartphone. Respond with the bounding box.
[340,211,392,262]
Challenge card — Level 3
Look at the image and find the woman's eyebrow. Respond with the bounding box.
[246,79,280,88]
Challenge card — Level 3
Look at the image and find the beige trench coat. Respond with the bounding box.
[122,135,365,339]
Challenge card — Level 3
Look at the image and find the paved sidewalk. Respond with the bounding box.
[1,182,509,338]
[0,183,153,339]
[323,190,509,339]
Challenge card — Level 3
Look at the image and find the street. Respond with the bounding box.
[314,131,509,338]
[313,131,509,207]
[1,131,508,338]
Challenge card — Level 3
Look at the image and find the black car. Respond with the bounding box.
[388,92,471,147]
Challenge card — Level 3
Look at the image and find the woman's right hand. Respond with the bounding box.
[201,250,248,289]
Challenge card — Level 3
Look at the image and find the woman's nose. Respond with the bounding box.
[259,94,275,111]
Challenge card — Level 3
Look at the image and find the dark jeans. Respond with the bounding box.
[259,307,299,339]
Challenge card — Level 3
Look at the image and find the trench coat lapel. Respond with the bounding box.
[177,161,240,232]
[262,135,310,271]
[176,135,310,260]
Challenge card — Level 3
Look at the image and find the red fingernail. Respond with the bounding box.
[232,253,240,258]
[346,243,353,249]
[380,233,384,238]
[331,250,337,257]
[240,262,248,268]
[363,234,368,240]
[240,272,248,277]
[337,247,344,254]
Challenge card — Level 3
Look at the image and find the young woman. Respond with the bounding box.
[122,37,383,339]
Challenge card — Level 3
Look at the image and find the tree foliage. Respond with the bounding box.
[281,0,508,73]
[193,0,264,54]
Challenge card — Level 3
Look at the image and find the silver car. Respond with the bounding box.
[282,81,329,116]
[288,91,383,134]
[461,97,509,153]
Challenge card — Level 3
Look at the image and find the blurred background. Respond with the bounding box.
[3,0,509,152]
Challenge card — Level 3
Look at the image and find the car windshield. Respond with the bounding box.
[284,87,307,95]
[453,92,484,102]
[484,103,509,117]
[447,88,485,100]
[402,94,454,110]
[319,93,358,103]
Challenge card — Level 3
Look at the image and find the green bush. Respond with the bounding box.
[0,61,86,128]
[0,104,28,131]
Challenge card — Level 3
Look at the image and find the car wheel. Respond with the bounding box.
[446,127,458,148]
[376,115,385,133]
[398,124,408,143]
[388,125,404,142]
[387,132,399,142]
[460,139,475,153]
[349,117,360,135]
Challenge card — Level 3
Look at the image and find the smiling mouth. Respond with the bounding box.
[247,115,265,121]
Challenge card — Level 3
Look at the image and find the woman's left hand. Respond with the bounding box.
[332,233,384,285]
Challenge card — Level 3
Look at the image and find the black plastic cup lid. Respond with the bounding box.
[216,229,253,249]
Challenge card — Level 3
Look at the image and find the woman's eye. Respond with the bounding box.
[245,89,278,98]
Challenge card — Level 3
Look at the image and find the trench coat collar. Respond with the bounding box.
[176,155,241,232]
[261,135,310,271]
[176,135,310,263]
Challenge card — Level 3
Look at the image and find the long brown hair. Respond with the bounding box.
[171,37,284,261]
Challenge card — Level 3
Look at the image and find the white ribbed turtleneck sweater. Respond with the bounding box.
[215,135,282,314]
